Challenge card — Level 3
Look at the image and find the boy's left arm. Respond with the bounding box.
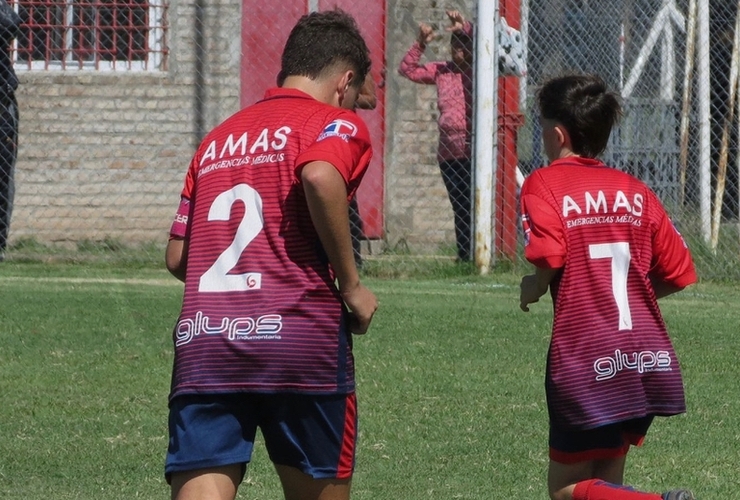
[519,175,565,312]
[355,73,377,110]
[649,201,697,294]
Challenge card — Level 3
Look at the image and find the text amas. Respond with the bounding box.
[562,190,643,218]
[200,127,292,167]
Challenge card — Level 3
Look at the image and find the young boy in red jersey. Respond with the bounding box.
[164,9,377,500]
[519,74,697,500]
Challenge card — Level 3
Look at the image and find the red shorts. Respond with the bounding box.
[549,416,654,464]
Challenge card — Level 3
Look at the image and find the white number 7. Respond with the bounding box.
[589,242,632,330]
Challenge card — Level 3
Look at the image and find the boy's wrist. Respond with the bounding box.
[339,278,362,296]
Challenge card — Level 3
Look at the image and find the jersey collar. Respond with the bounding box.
[262,87,316,101]
[549,156,603,168]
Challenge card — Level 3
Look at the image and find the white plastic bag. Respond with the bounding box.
[497,16,526,77]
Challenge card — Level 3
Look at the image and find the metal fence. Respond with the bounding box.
[519,0,740,280]
[3,0,740,280]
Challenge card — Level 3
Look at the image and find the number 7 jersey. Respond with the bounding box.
[520,156,696,430]
[168,88,372,399]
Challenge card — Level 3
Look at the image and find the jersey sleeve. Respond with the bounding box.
[294,111,373,197]
[169,197,191,239]
[169,154,198,239]
[649,198,697,288]
[520,173,566,269]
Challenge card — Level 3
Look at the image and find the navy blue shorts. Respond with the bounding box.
[165,392,357,480]
[549,416,654,464]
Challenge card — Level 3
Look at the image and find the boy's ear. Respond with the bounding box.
[339,70,355,92]
[337,69,356,106]
[554,124,571,149]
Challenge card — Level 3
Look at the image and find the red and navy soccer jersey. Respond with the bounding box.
[168,87,372,399]
[520,156,696,430]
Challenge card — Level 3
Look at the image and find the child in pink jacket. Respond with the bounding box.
[399,10,474,262]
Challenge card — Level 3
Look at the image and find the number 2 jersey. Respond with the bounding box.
[168,87,372,399]
[520,156,697,430]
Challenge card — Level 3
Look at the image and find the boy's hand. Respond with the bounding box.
[519,274,548,312]
[446,10,465,32]
[341,283,378,334]
[417,22,435,47]
[355,73,377,110]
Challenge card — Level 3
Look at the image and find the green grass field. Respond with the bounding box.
[0,262,737,499]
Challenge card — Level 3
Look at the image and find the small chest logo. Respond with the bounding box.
[318,119,358,142]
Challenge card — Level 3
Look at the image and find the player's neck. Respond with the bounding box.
[556,149,579,160]
[282,75,337,106]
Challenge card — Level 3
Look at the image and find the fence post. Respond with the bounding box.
[474,0,498,274]
[697,0,711,243]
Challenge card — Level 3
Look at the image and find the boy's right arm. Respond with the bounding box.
[165,237,188,282]
[520,266,560,312]
[650,277,685,300]
[166,194,193,283]
[301,160,378,334]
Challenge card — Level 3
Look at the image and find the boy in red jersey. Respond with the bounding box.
[164,9,377,500]
[519,74,697,500]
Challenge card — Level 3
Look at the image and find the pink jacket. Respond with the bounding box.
[398,23,473,161]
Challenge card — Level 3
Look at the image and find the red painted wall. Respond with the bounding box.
[240,1,386,238]
[240,1,305,109]
[497,0,523,259]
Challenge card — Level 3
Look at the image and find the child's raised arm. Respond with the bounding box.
[445,10,465,32]
[417,22,435,48]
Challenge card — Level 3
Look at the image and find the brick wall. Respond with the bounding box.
[10,0,475,254]
[11,0,241,245]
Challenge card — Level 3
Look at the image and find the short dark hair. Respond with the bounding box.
[451,29,472,49]
[536,74,622,158]
[279,9,371,89]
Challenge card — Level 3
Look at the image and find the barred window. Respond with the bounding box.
[13,0,168,71]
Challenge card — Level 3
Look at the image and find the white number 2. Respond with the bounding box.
[589,242,632,330]
[198,184,264,292]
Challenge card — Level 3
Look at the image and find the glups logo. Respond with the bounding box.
[593,349,671,381]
